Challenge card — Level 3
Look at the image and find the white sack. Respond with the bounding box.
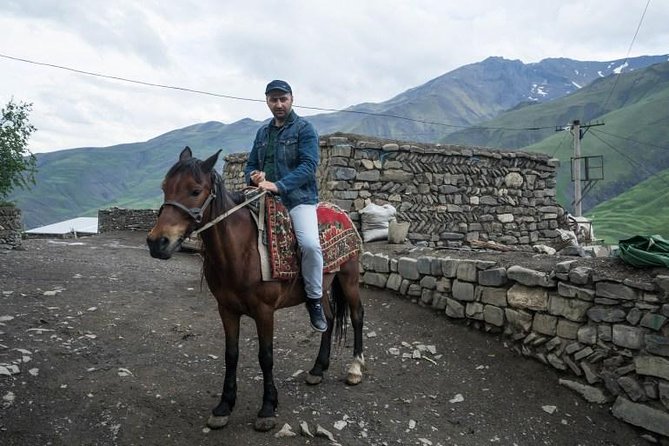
[360,203,397,242]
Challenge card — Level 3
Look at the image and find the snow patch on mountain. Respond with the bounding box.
[613,61,629,74]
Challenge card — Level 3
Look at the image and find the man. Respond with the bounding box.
[244,80,327,332]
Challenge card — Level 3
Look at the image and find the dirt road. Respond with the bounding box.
[0,232,644,445]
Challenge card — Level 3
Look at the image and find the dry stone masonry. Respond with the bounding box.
[223,133,566,248]
[0,206,22,250]
[98,207,158,232]
[360,250,669,439]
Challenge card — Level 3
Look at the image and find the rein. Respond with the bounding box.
[190,189,267,237]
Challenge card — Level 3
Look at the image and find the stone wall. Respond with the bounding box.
[360,249,669,439]
[223,133,566,248]
[98,207,158,232]
[0,206,23,250]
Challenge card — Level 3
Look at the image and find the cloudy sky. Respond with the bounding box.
[2,0,668,153]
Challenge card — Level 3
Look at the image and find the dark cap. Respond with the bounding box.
[265,79,292,95]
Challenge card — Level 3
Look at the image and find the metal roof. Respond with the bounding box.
[25,217,99,235]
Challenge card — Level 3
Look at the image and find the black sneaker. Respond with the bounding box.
[306,300,328,332]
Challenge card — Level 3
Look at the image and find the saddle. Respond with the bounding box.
[245,191,362,281]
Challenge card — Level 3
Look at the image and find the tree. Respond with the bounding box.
[0,99,37,203]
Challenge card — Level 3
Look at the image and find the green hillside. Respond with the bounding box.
[11,56,668,230]
[11,119,259,228]
[586,168,669,244]
[447,62,669,213]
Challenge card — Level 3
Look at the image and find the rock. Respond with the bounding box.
[274,423,296,438]
[507,284,548,311]
[300,421,314,438]
[635,356,669,381]
[533,244,556,255]
[568,267,592,285]
[478,267,508,287]
[640,313,667,331]
[507,265,555,287]
[557,282,595,301]
[558,379,611,403]
[577,325,597,345]
[316,425,336,442]
[611,325,645,350]
[449,394,464,403]
[397,257,420,280]
[645,335,669,357]
[445,298,465,319]
[452,280,475,302]
[595,282,639,301]
[333,420,347,430]
[611,397,669,437]
[549,295,591,322]
[542,405,557,414]
[617,376,646,402]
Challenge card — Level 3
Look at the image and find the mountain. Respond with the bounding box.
[11,55,669,229]
[447,61,669,215]
[308,54,668,142]
[12,119,261,229]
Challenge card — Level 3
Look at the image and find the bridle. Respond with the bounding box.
[159,172,267,238]
[160,192,216,224]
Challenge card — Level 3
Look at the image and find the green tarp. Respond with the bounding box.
[618,234,669,268]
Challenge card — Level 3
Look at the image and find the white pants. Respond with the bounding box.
[289,204,323,300]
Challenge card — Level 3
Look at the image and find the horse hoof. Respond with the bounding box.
[207,414,230,429]
[254,417,276,432]
[305,373,323,385]
[346,372,363,386]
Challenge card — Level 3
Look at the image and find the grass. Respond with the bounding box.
[586,168,669,244]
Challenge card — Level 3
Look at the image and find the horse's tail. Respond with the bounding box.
[331,275,349,345]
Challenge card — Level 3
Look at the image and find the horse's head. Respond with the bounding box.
[147,146,221,259]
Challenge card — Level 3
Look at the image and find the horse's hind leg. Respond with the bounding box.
[208,309,240,429]
[343,267,365,385]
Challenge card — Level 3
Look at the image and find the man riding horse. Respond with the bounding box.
[244,79,328,332]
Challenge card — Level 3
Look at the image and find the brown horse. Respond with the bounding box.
[146,147,365,432]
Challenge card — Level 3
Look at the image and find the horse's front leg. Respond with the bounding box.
[207,309,240,429]
[254,309,278,432]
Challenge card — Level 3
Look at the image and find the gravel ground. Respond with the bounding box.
[0,232,648,445]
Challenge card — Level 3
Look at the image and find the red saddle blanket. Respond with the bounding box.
[265,195,361,280]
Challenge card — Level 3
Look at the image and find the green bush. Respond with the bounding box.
[1,99,37,201]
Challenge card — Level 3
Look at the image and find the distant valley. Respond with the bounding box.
[11,54,669,242]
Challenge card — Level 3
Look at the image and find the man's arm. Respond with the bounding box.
[244,130,263,185]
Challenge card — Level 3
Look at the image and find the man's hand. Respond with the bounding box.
[250,170,266,185]
[257,181,279,194]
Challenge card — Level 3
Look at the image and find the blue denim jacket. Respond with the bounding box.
[244,111,319,210]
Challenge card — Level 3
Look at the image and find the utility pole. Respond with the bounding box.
[565,120,605,217]
[571,120,582,217]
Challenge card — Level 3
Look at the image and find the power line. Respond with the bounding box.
[601,0,651,110]
[591,128,669,151]
[0,52,558,133]
[550,131,570,158]
[589,130,669,188]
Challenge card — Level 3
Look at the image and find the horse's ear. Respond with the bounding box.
[201,149,222,173]
[179,146,193,162]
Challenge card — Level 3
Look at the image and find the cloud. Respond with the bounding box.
[1,0,668,153]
